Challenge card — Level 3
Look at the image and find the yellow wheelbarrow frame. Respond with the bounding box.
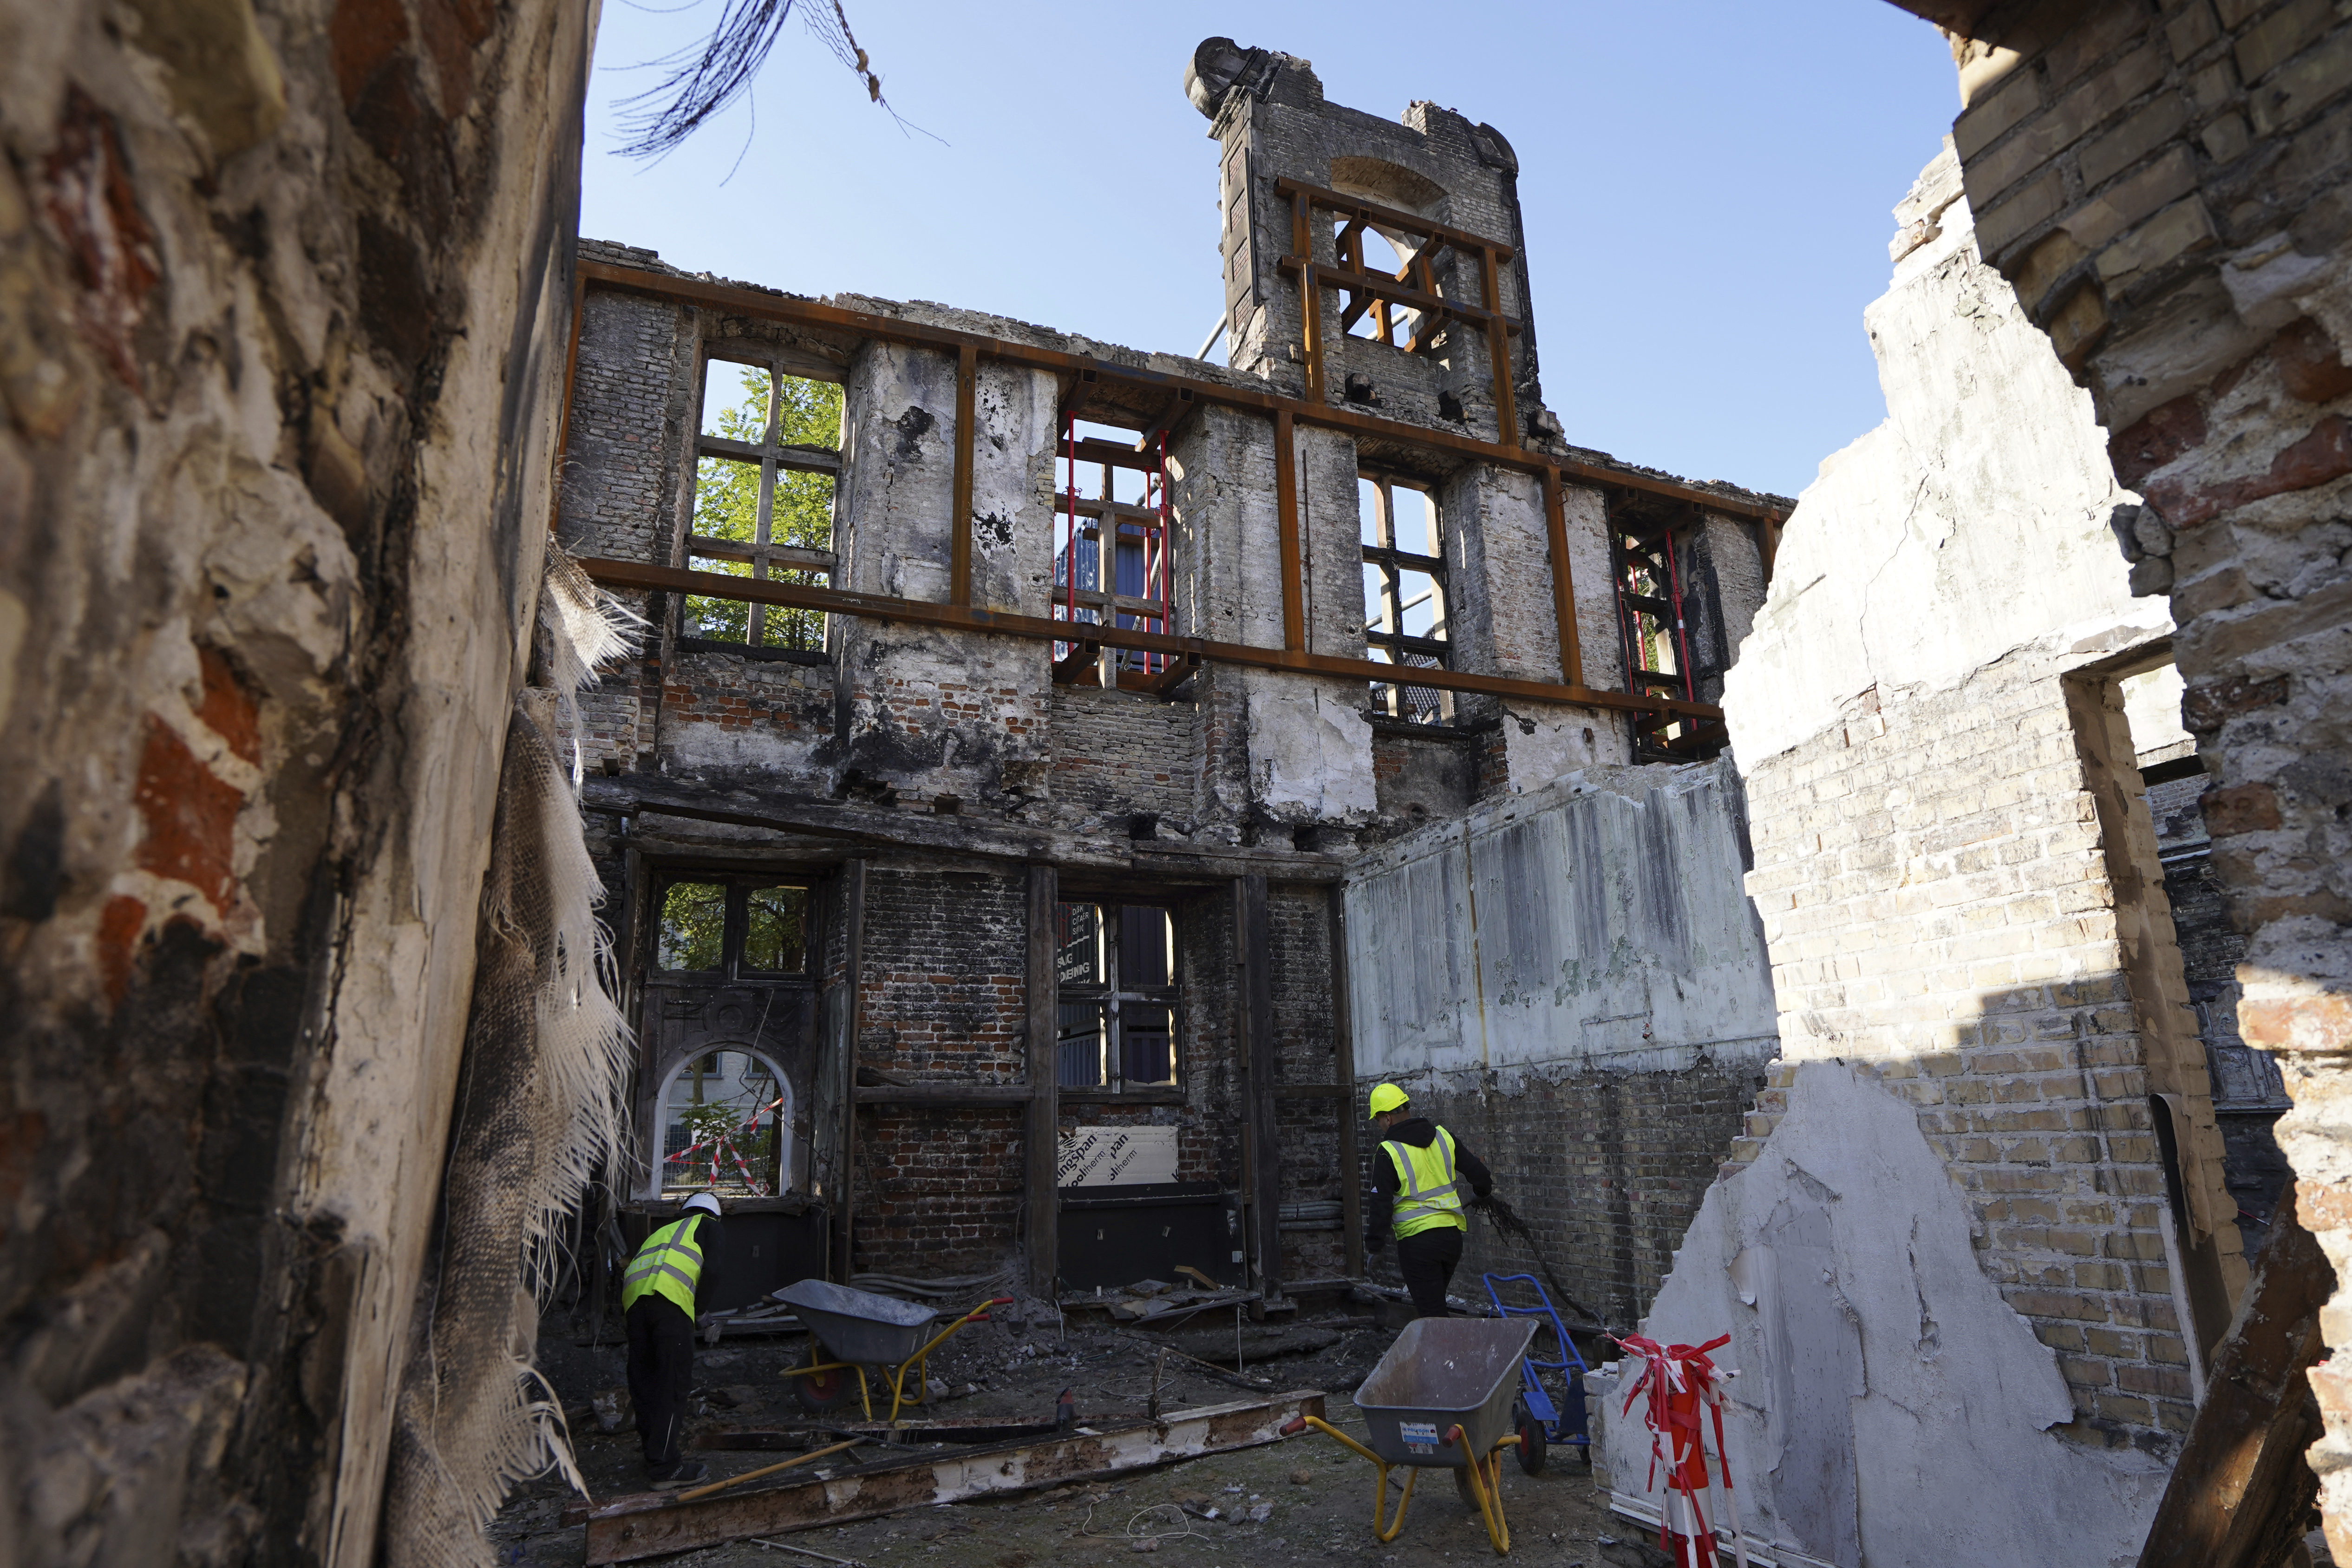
[779,1294,1012,1424]
[1285,1414,1518,1554]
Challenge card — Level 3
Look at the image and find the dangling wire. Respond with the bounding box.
[611,0,935,163]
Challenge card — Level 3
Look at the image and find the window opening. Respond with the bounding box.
[1054,902,1180,1091]
[742,884,810,973]
[657,1046,793,1195]
[653,874,811,979]
[1333,221,1432,345]
[657,880,726,971]
[1055,417,1176,691]
[1608,499,1723,762]
[1359,472,1451,723]
[689,359,841,657]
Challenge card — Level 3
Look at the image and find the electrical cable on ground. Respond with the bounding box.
[1077,1501,1202,1547]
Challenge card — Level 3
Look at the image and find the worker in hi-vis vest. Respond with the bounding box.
[1363,1083,1494,1319]
[621,1190,726,1488]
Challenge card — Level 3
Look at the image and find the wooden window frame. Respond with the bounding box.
[1054,900,1183,1102]
[685,354,843,660]
[649,871,814,982]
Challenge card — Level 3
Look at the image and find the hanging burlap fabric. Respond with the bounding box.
[381,545,638,1566]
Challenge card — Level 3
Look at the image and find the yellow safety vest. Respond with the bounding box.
[1384,1128,1466,1238]
[621,1215,707,1314]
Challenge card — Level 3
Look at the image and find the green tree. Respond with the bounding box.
[690,366,842,650]
[656,881,725,970]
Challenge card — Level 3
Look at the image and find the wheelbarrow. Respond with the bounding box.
[772,1279,1013,1424]
[1286,1316,1537,1555]
[1483,1272,1592,1473]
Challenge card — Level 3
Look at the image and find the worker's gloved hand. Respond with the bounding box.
[1365,1229,1386,1255]
[1466,1192,1496,1213]
[703,1318,723,1347]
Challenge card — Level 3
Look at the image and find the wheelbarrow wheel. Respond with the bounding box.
[1514,1396,1548,1476]
[792,1342,855,1414]
[1455,1464,1481,1509]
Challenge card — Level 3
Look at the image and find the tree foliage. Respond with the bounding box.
[689,365,841,649]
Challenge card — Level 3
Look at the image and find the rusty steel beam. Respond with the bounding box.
[1273,176,1516,263]
[583,1391,1328,1563]
[1278,255,1522,335]
[572,261,1789,524]
[1541,468,1584,687]
[1480,245,1519,448]
[579,557,1725,721]
[951,344,976,604]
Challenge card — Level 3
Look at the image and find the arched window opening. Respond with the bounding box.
[654,1047,794,1197]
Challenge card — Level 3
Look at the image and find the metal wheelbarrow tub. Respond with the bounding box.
[773,1279,939,1366]
[1352,1317,1538,1469]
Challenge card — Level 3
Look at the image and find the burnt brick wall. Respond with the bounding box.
[558,278,693,566]
[2164,847,2292,1248]
[1046,690,1203,830]
[1369,725,1475,824]
[656,650,835,782]
[1361,1065,1759,1324]
[1268,884,1347,1281]
[856,1107,1023,1275]
[858,868,1025,1081]
[848,866,1026,1274]
[1172,886,1246,1196]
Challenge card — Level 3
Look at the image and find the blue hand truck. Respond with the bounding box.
[1481,1272,1592,1474]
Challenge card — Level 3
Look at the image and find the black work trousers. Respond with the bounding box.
[626,1296,696,1472]
[1394,1225,1466,1319]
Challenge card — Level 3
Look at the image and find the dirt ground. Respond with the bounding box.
[490,1297,1662,1568]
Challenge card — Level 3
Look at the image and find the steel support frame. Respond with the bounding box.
[565,260,1775,725]
[571,260,1785,516]
[1273,177,1521,449]
[580,556,1723,724]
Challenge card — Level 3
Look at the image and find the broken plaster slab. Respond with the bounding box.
[1726,154,2168,767]
[1601,1061,2167,1568]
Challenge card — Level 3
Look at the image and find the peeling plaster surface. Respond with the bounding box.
[1601,1062,2168,1568]
[1241,669,1377,821]
[1344,760,1776,1077]
[1724,178,2171,767]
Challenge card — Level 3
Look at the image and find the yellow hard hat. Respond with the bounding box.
[1368,1083,1409,1116]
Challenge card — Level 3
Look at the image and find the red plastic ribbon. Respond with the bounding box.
[1614,1333,1733,1567]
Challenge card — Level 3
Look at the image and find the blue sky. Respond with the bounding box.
[580,2,1959,501]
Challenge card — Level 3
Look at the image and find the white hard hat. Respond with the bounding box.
[681,1191,722,1217]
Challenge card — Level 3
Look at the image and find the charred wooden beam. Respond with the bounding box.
[1237,875,1281,1306]
[582,1391,1327,1563]
[2136,1198,2330,1568]
[1025,864,1059,1298]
